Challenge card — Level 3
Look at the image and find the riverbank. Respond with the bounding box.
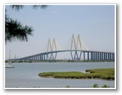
[6,60,114,63]
[39,68,114,80]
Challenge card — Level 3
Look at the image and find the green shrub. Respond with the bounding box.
[93,84,99,88]
[66,85,70,88]
[102,84,109,88]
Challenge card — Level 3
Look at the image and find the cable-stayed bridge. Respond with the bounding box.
[16,34,115,61]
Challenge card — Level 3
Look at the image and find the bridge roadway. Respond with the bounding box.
[16,50,115,61]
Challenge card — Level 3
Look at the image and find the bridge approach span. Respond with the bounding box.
[16,50,115,61]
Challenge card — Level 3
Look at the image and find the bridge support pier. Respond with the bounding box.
[83,52,85,61]
[87,52,89,61]
[46,52,57,61]
[70,51,82,61]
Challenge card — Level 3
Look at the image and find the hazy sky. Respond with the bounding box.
[5,5,115,59]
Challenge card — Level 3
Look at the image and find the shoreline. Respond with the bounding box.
[5,60,114,63]
[39,68,114,80]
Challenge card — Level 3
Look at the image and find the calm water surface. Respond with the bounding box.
[5,62,115,88]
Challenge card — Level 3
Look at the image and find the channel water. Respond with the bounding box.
[5,62,115,88]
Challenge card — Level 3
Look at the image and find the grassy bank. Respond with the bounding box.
[39,68,114,80]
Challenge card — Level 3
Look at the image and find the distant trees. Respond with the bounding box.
[5,5,47,42]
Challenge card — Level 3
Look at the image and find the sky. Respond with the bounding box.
[5,5,115,59]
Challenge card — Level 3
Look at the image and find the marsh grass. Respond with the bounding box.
[39,68,114,80]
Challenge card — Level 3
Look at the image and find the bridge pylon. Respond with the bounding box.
[16,35,115,62]
[70,34,82,60]
[47,38,57,60]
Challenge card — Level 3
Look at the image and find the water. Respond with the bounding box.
[5,62,115,88]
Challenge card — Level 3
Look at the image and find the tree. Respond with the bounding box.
[5,14,33,42]
[5,5,47,42]
[10,5,47,10]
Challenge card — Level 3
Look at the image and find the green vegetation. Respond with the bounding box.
[85,68,114,80]
[39,68,114,80]
[5,12,33,42]
[5,60,32,63]
[6,59,114,63]
[6,5,47,42]
[93,84,99,88]
[93,84,110,88]
[66,85,70,88]
[102,84,110,88]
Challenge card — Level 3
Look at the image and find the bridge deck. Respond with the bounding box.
[16,50,114,61]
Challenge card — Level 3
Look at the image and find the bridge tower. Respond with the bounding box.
[70,34,82,60]
[47,38,57,60]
